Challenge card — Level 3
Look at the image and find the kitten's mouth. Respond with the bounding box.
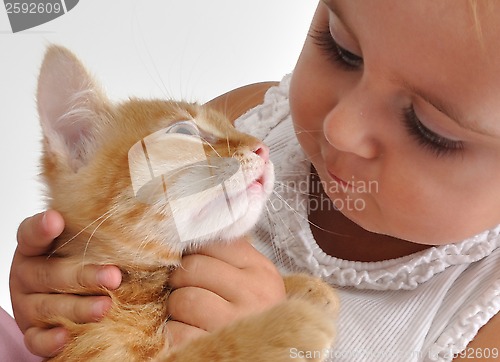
[199,167,270,216]
[255,175,265,186]
[249,175,264,189]
[246,167,271,193]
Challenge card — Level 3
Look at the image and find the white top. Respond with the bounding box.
[235,75,500,362]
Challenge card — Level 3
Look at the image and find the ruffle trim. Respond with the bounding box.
[427,279,500,361]
[235,74,292,140]
[310,228,500,291]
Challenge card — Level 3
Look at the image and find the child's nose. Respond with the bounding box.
[253,143,270,162]
[324,96,381,160]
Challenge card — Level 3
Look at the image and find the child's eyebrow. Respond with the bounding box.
[321,0,348,22]
[404,81,464,125]
[321,0,357,41]
[321,0,338,13]
[401,80,494,136]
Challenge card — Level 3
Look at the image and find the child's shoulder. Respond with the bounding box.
[205,82,279,123]
[453,312,500,361]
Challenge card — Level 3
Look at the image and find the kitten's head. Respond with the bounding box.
[37,45,274,267]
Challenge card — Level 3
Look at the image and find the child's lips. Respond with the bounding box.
[327,169,351,189]
[324,152,355,190]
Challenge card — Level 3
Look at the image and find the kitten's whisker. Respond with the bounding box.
[263,201,305,274]
[193,134,222,158]
[82,209,117,266]
[295,130,324,134]
[263,204,288,270]
[273,180,316,198]
[134,226,155,262]
[293,124,325,142]
[169,162,219,175]
[131,9,171,99]
[136,164,229,203]
[269,190,348,238]
[47,206,119,259]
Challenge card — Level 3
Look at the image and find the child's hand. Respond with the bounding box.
[166,238,286,348]
[9,210,122,357]
[10,212,285,354]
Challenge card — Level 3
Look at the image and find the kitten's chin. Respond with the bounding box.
[214,200,266,239]
[159,162,274,250]
[206,163,274,240]
[180,192,268,246]
[182,205,265,252]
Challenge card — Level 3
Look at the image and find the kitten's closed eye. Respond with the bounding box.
[165,120,200,136]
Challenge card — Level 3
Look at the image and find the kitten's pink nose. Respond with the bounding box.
[253,143,270,162]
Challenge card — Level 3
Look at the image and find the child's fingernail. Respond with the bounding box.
[97,267,121,289]
[41,211,48,229]
[96,268,109,286]
[92,299,110,320]
[54,328,68,347]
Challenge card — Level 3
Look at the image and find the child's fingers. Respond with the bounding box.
[10,260,120,333]
[196,237,267,269]
[17,294,112,332]
[172,240,285,306]
[169,254,247,302]
[168,287,237,332]
[10,257,120,335]
[11,258,121,294]
[16,210,65,256]
[165,321,208,349]
[24,326,68,358]
[168,239,286,334]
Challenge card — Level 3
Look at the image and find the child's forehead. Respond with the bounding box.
[330,0,500,48]
[332,0,500,137]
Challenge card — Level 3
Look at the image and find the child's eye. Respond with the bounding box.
[401,106,464,157]
[310,27,363,71]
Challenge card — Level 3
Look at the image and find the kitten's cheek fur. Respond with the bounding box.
[183,162,274,244]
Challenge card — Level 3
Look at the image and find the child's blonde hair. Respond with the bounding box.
[468,0,495,45]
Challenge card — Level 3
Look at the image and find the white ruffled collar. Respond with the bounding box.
[266,117,500,291]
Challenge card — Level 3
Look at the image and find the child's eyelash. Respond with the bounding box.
[309,27,363,71]
[401,106,464,157]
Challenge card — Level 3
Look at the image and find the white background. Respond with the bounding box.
[0,1,317,316]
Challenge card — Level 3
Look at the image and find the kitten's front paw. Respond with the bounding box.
[283,273,339,316]
[162,298,337,362]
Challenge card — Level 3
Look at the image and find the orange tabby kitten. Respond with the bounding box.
[37,45,338,362]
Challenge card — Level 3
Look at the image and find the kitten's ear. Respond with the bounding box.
[37,45,109,172]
